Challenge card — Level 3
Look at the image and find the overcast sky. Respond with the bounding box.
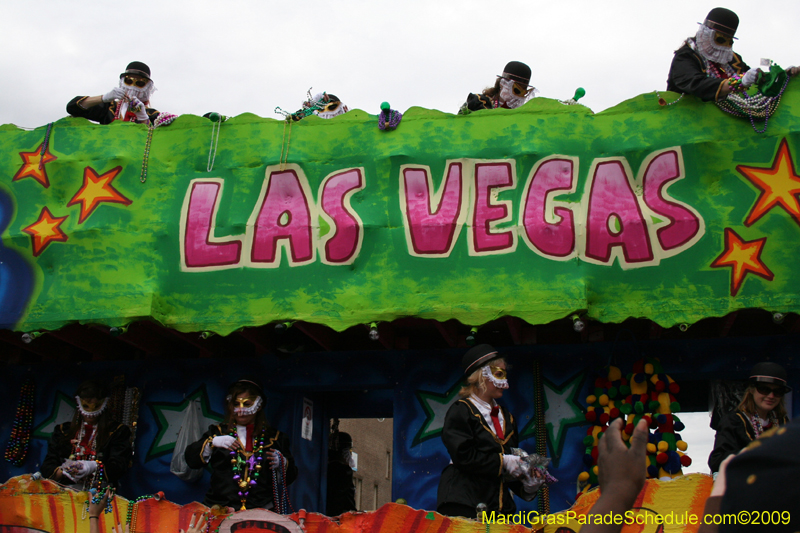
[3,0,799,129]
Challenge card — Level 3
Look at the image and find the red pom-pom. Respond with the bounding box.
[625,423,635,435]
[680,455,692,467]
[620,377,628,386]
[609,407,620,418]
[656,452,668,464]
[655,380,665,392]
[669,382,680,394]
[599,412,609,424]
[586,411,597,422]
[591,447,599,460]
[595,377,606,388]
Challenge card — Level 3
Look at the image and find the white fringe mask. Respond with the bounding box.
[695,24,734,64]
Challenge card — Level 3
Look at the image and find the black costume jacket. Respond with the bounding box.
[437,398,524,515]
[708,409,789,472]
[185,424,298,510]
[458,93,495,114]
[40,421,132,486]
[667,43,749,102]
[66,96,160,125]
[326,460,356,515]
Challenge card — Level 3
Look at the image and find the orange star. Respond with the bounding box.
[12,143,57,188]
[710,228,774,297]
[737,139,800,227]
[67,166,132,224]
[22,207,69,257]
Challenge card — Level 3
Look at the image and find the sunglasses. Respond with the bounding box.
[755,383,786,397]
[489,365,507,380]
[713,31,734,47]
[123,76,149,88]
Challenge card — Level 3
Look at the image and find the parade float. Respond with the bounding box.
[0,78,799,532]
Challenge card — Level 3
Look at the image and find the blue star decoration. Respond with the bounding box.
[519,371,586,468]
[33,391,76,440]
[146,385,223,461]
[412,380,462,447]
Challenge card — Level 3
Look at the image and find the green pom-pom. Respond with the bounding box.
[635,401,644,414]
[380,102,391,111]
[620,385,631,395]
[649,400,660,412]
[594,387,604,396]
[620,403,632,415]
[670,401,681,413]
[608,386,618,398]
[583,435,594,446]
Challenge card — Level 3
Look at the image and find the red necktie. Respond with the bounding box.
[490,406,504,440]
[245,424,254,452]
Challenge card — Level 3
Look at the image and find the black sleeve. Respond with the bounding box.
[276,431,298,486]
[667,46,727,102]
[708,412,751,473]
[41,423,70,479]
[145,107,160,125]
[67,97,114,124]
[442,402,503,479]
[101,424,132,485]
[184,425,221,469]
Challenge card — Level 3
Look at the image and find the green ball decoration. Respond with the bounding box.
[208,112,221,123]
[573,87,586,101]
[381,102,391,111]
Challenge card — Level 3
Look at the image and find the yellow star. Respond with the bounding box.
[710,228,774,297]
[67,166,132,224]
[737,139,800,227]
[22,207,69,257]
[12,143,57,188]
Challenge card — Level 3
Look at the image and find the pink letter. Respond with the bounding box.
[585,161,653,264]
[642,150,701,251]
[521,159,576,257]
[183,180,242,268]
[320,169,364,264]
[472,163,515,254]
[402,163,463,256]
[252,170,314,265]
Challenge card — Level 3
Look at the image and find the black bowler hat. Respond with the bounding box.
[749,362,792,392]
[331,431,353,451]
[120,61,151,81]
[462,344,501,376]
[499,61,532,87]
[703,8,739,37]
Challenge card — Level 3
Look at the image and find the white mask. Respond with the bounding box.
[695,24,734,64]
[498,78,528,109]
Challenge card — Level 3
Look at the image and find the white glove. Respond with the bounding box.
[741,68,760,87]
[129,97,149,123]
[102,87,126,103]
[59,460,77,481]
[212,435,237,450]
[269,449,285,470]
[522,470,544,493]
[502,454,525,478]
[65,460,97,481]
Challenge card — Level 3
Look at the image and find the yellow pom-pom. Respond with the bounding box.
[592,465,599,475]
[621,432,631,441]
[578,471,590,482]
[644,363,654,375]
[608,366,622,381]
[647,443,657,454]
[586,395,597,404]
[676,440,688,451]
[599,394,609,406]
[587,406,595,413]
[658,441,669,452]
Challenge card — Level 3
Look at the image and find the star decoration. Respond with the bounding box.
[711,228,774,297]
[738,139,800,227]
[67,166,131,224]
[412,379,463,447]
[519,372,586,468]
[23,207,69,257]
[146,385,223,460]
[12,143,57,188]
[33,391,76,440]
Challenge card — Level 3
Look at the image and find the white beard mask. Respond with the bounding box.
[233,395,263,416]
[498,78,527,109]
[346,451,356,469]
[481,365,509,389]
[695,24,734,64]
[75,396,109,418]
[118,78,155,105]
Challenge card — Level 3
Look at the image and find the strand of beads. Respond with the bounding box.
[4,379,35,467]
[39,123,53,171]
[271,453,294,514]
[230,427,266,510]
[125,493,162,532]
